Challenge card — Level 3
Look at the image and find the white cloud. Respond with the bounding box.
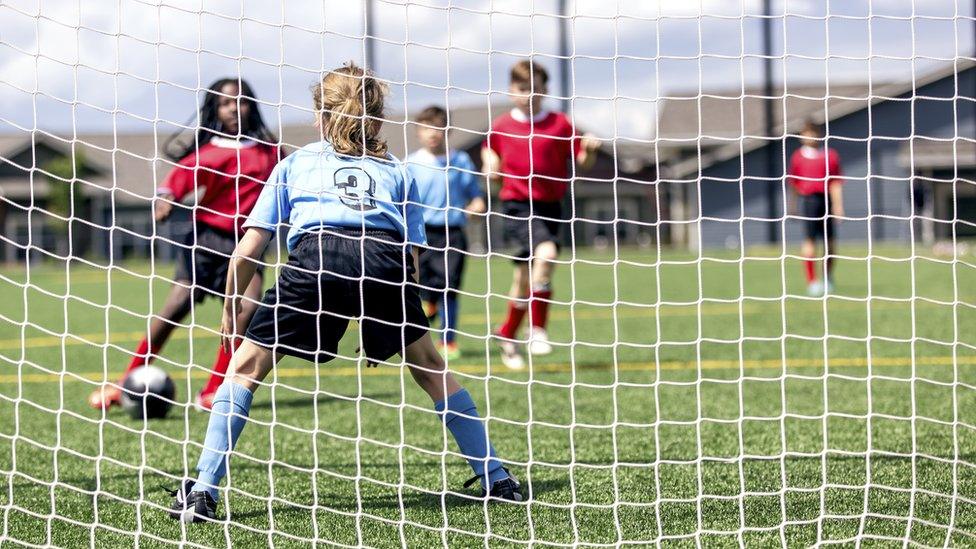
[0,0,971,138]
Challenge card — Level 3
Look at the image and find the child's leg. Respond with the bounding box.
[127,283,194,373]
[826,236,836,280]
[529,241,558,331]
[443,292,459,345]
[403,336,508,487]
[191,340,277,499]
[801,238,817,283]
[200,273,264,397]
[498,264,530,339]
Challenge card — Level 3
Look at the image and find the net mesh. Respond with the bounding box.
[0,0,975,546]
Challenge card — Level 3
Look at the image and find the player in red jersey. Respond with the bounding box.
[482,60,600,369]
[788,120,845,296]
[88,78,280,411]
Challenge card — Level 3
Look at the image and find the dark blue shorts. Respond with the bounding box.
[499,200,563,262]
[418,225,468,299]
[174,224,264,303]
[245,228,429,365]
[800,194,835,242]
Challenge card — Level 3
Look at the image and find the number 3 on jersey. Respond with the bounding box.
[334,167,377,211]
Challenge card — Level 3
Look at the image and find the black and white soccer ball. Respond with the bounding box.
[121,366,176,420]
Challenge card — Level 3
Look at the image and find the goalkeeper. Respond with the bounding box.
[88,78,279,411]
[169,63,522,523]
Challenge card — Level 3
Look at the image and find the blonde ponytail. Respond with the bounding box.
[312,62,388,158]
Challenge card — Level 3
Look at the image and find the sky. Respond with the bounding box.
[0,0,973,141]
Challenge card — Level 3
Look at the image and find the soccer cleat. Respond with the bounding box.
[528,329,553,356]
[494,334,525,370]
[437,341,462,361]
[88,382,123,410]
[195,391,216,412]
[167,479,218,523]
[423,301,440,322]
[464,468,524,502]
[825,279,835,295]
[806,280,825,297]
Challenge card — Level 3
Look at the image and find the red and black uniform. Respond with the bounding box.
[484,109,582,261]
[158,138,279,302]
[788,145,843,242]
[485,109,583,339]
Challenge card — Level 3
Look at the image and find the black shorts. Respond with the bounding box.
[500,200,563,262]
[419,225,468,300]
[800,194,835,242]
[174,224,264,303]
[244,228,429,365]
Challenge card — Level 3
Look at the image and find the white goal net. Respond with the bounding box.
[0,0,975,547]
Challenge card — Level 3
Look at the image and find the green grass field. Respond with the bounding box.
[1,245,975,547]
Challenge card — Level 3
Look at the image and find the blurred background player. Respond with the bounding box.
[788,120,845,297]
[407,106,487,360]
[482,59,600,369]
[169,64,520,523]
[87,78,279,411]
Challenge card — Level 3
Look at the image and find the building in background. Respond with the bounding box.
[0,60,971,261]
[0,106,658,262]
[659,60,975,250]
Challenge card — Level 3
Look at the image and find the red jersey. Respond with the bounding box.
[484,109,582,203]
[788,146,843,196]
[158,138,280,234]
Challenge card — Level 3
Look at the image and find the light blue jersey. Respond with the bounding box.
[406,149,483,228]
[244,141,426,252]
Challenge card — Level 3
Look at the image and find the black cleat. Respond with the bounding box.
[464,468,524,502]
[166,479,218,523]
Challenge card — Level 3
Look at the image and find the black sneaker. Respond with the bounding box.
[464,468,524,502]
[166,479,218,523]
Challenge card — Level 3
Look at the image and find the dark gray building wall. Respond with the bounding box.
[697,67,975,248]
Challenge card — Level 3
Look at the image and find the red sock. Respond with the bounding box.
[804,260,816,283]
[124,338,155,374]
[200,340,241,396]
[530,289,552,329]
[498,300,528,339]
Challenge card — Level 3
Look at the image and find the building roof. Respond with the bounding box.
[663,58,976,179]
[4,59,966,204]
[900,136,976,171]
[656,82,875,147]
[0,102,656,204]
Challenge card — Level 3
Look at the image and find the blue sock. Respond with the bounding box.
[435,389,507,488]
[443,294,459,344]
[191,382,254,500]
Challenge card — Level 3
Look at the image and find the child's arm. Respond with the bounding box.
[829,184,844,220]
[828,149,844,219]
[574,134,602,172]
[155,152,202,222]
[458,153,487,217]
[465,196,487,216]
[220,227,272,351]
[481,147,502,186]
[411,247,420,283]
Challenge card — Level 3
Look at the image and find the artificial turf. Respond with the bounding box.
[0,244,974,547]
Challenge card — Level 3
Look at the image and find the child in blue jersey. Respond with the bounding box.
[407,106,487,361]
[168,64,522,523]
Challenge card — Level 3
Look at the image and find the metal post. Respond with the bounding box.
[558,0,570,113]
[364,0,375,71]
[763,0,778,244]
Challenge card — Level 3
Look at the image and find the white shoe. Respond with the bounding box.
[496,337,525,370]
[528,329,553,356]
[806,280,825,297]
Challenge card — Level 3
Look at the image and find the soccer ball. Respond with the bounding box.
[121,366,176,420]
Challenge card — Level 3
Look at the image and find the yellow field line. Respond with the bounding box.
[0,296,956,353]
[0,355,971,385]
